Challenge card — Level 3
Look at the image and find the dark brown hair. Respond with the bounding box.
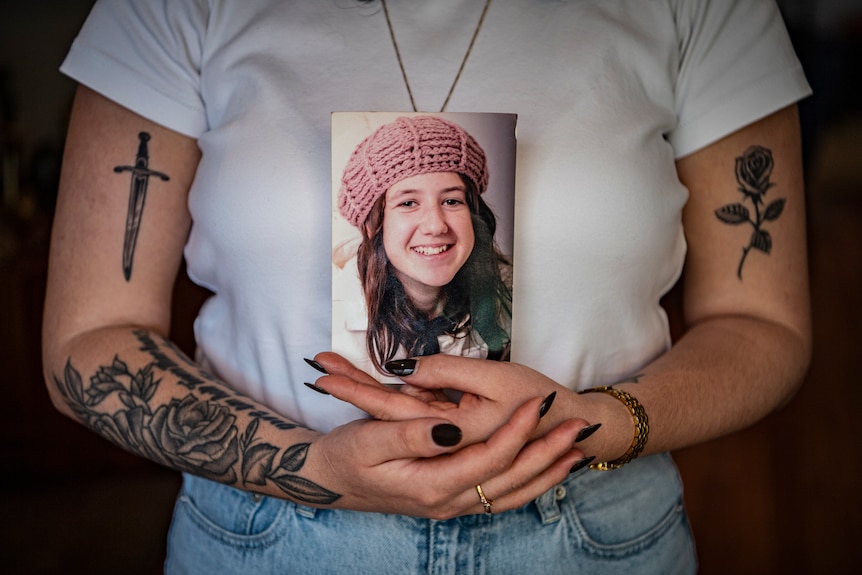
[357,175,511,375]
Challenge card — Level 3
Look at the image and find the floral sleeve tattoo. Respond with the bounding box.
[714,145,785,280]
[52,330,341,505]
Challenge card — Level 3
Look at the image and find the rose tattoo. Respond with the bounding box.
[54,342,340,504]
[715,145,785,280]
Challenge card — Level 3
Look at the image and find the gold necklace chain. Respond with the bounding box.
[381,0,492,112]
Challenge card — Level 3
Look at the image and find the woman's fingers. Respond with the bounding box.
[416,398,561,490]
[409,399,586,517]
[317,373,455,421]
[468,418,587,514]
[311,351,381,385]
[388,354,546,399]
[321,417,465,474]
[308,352,460,421]
[315,395,590,519]
[398,383,451,404]
[440,396,575,484]
[386,354,491,392]
[307,354,597,518]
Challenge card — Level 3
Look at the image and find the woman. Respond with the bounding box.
[333,115,512,381]
[43,1,811,573]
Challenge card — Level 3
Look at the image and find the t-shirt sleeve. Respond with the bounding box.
[59,0,209,138]
[669,0,811,158]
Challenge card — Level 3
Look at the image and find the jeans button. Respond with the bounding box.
[554,485,567,500]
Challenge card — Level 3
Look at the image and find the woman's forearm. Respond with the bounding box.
[579,313,811,462]
[43,326,339,505]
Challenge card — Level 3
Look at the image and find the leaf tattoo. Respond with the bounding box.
[715,145,785,280]
[238,419,340,505]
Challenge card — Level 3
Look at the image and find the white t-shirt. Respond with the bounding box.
[61,0,810,433]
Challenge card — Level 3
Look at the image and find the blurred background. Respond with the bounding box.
[1,1,860,573]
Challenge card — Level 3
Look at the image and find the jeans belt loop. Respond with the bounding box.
[533,484,563,525]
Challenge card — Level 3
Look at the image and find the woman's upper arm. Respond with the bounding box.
[44,85,201,354]
[675,104,811,344]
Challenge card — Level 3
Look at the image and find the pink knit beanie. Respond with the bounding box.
[338,116,489,228]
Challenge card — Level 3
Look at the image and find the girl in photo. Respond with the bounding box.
[334,115,512,381]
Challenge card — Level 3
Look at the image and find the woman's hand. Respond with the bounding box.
[308,352,604,450]
[306,393,589,519]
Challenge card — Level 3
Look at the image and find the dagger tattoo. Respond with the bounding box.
[113,132,170,281]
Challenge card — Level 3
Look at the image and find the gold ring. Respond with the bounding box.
[475,484,493,515]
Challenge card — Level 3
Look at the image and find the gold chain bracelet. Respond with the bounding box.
[578,386,649,470]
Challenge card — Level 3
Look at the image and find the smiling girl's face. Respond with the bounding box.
[380,171,475,313]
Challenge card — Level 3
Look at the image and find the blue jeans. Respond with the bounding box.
[164,452,697,574]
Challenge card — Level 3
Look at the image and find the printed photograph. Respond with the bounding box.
[332,112,517,383]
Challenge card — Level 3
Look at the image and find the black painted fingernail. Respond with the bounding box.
[575,423,602,443]
[385,358,417,377]
[569,456,596,474]
[431,423,462,447]
[304,358,327,374]
[538,392,557,418]
[304,382,330,395]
